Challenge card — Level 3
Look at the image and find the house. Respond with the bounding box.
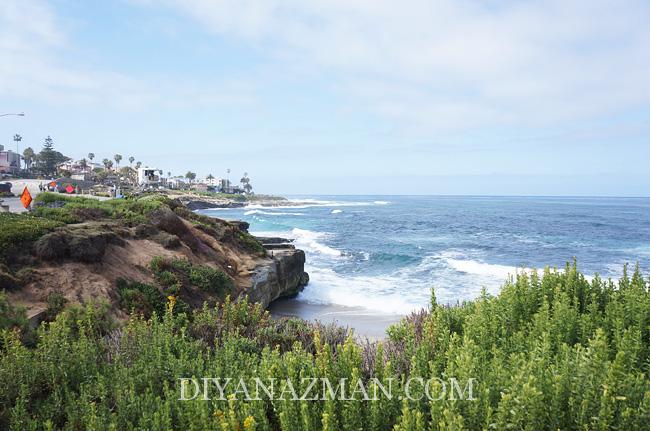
[202,176,221,187]
[167,177,187,189]
[0,145,21,174]
[137,167,161,187]
[191,183,209,192]
[71,173,93,181]
[57,159,102,174]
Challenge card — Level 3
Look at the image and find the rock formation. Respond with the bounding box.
[1,197,308,319]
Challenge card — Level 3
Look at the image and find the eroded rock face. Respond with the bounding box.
[33,224,126,263]
[149,207,206,252]
[16,202,309,316]
[247,248,309,308]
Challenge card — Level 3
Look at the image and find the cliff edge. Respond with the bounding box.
[0,193,308,322]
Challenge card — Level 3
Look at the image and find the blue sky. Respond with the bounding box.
[1,0,649,195]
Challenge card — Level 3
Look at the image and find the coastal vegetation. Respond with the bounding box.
[150,256,234,297]
[1,262,648,429]
[30,192,174,225]
[0,213,63,261]
[0,192,303,342]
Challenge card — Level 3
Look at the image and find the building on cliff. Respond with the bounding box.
[0,145,21,174]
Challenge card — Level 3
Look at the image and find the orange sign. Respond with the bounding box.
[20,187,32,209]
[49,181,57,188]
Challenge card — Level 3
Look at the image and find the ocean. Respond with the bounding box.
[200,196,650,317]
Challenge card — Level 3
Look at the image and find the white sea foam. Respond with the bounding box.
[331,209,343,214]
[244,209,305,216]
[445,258,519,279]
[297,267,426,315]
[281,198,391,209]
[250,228,342,257]
[290,228,342,257]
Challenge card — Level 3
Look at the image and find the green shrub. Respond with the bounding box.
[150,256,233,296]
[0,291,29,332]
[117,279,165,318]
[1,263,649,430]
[31,193,172,225]
[187,264,233,293]
[44,292,67,321]
[0,213,63,261]
[237,231,266,256]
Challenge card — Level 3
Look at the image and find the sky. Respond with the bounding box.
[1,0,649,196]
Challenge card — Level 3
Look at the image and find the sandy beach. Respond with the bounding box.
[268,298,403,339]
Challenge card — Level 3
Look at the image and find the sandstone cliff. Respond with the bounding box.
[0,195,308,321]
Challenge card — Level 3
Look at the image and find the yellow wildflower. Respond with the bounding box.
[167,295,176,312]
[243,415,256,430]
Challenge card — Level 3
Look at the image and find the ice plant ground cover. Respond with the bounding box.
[1,262,649,430]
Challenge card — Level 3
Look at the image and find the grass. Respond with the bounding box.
[0,213,64,261]
[31,192,173,225]
[1,262,649,429]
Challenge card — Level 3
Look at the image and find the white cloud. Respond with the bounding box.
[153,0,650,130]
[4,0,649,131]
[0,0,255,111]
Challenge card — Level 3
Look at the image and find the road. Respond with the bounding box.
[1,178,108,213]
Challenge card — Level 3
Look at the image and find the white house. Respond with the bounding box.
[167,177,187,189]
[57,159,103,173]
[0,145,21,174]
[137,167,161,187]
[202,176,221,187]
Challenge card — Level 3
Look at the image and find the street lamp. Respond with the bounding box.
[14,134,22,165]
[0,112,25,117]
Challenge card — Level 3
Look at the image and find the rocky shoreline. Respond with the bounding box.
[175,194,302,210]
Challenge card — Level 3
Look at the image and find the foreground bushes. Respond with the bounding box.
[1,263,649,429]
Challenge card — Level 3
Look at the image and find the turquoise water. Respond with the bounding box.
[201,196,650,314]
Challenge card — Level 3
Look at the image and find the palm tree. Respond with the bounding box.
[22,147,35,172]
[185,171,196,183]
[13,134,22,159]
[79,158,88,172]
[240,172,252,194]
[114,154,122,168]
[87,153,95,162]
[102,158,113,170]
[167,171,171,178]
[135,161,142,170]
[129,156,135,165]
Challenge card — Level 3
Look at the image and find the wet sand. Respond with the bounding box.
[268,298,403,339]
